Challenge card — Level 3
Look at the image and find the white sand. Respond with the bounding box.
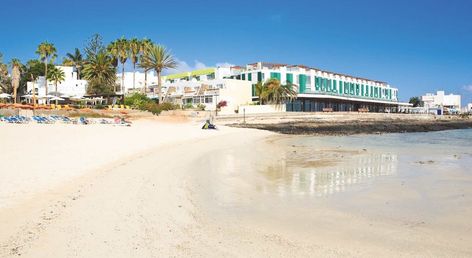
[1,121,471,257]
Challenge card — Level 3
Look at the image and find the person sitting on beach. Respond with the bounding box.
[202,120,216,130]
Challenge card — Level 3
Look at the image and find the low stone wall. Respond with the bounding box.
[0,109,19,116]
[238,105,286,114]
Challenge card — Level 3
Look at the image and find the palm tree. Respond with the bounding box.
[262,78,297,105]
[254,81,267,105]
[129,38,141,90]
[82,50,116,95]
[139,44,177,102]
[139,38,153,94]
[116,37,129,94]
[65,48,83,79]
[36,42,57,96]
[10,59,22,103]
[47,67,65,104]
[106,40,120,92]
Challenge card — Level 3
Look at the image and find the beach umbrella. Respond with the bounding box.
[49,96,65,101]
[0,93,11,98]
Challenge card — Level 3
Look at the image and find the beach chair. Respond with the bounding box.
[108,105,113,109]
[50,104,56,109]
[56,105,62,110]
[120,105,125,109]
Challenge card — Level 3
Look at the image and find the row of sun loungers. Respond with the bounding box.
[0,115,131,126]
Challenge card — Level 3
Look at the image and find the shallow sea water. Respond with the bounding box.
[195,129,472,220]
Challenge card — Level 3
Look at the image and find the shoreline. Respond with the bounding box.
[230,118,472,135]
[1,120,471,257]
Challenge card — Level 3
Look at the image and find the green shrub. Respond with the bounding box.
[196,103,206,111]
[124,93,154,109]
[183,103,194,109]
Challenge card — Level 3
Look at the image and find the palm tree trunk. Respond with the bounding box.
[133,62,136,90]
[13,86,17,104]
[55,82,58,105]
[157,70,162,103]
[31,75,36,108]
[121,63,125,94]
[144,70,147,94]
[44,58,48,97]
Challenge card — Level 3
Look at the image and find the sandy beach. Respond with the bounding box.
[1,119,472,257]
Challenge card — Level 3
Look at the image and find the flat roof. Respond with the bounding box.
[164,68,216,80]
[239,62,388,85]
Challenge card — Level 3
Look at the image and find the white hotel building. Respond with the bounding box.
[229,62,399,112]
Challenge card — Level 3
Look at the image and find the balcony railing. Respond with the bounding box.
[301,89,397,102]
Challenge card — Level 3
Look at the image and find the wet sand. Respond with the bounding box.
[1,121,472,257]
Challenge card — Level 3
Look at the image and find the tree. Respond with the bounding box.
[65,48,83,79]
[409,96,422,107]
[139,38,153,94]
[24,60,47,105]
[139,44,177,102]
[106,40,120,92]
[10,59,22,103]
[116,37,129,94]
[84,33,105,60]
[36,41,57,96]
[0,53,12,94]
[82,50,116,95]
[258,78,297,105]
[47,67,65,104]
[129,38,141,90]
[254,81,267,105]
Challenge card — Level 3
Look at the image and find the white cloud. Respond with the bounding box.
[166,58,208,75]
[462,85,472,93]
[215,62,235,68]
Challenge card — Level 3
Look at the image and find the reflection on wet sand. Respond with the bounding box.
[260,151,398,197]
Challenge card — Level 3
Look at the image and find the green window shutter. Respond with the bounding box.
[286,73,293,84]
[257,72,263,82]
[321,78,326,91]
[270,72,281,81]
[299,74,307,93]
[242,74,246,80]
[327,79,332,92]
[339,81,343,94]
[370,86,373,97]
[361,84,364,96]
[248,73,252,81]
[355,84,360,96]
[315,77,320,90]
[333,80,337,93]
[252,84,256,96]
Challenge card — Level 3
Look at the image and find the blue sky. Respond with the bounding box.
[1,0,471,102]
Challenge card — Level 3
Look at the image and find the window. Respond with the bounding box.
[306,75,312,88]
[333,80,337,93]
[257,72,264,82]
[299,74,307,93]
[248,73,252,81]
[315,77,320,90]
[286,73,293,84]
[205,96,213,103]
[339,81,343,94]
[242,74,246,80]
[270,72,281,81]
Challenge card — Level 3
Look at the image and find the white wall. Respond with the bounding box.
[238,104,286,114]
[27,66,88,100]
[422,91,461,109]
